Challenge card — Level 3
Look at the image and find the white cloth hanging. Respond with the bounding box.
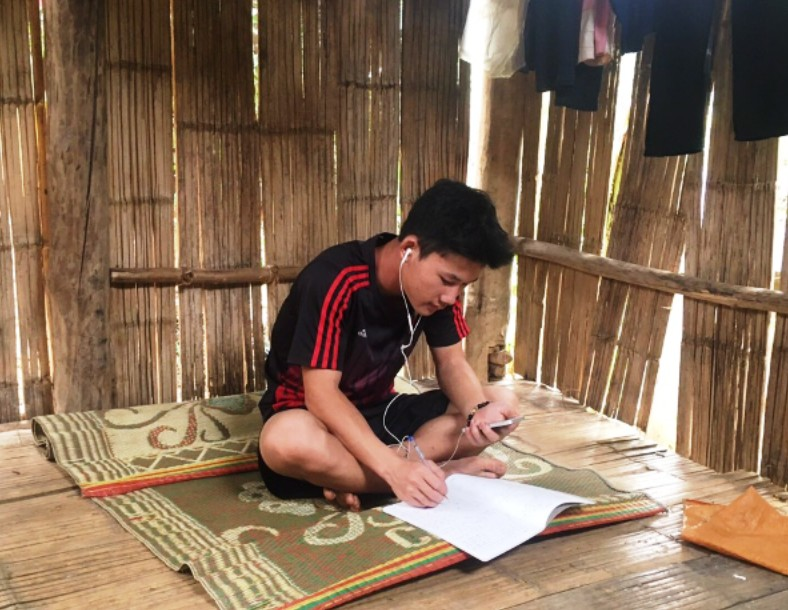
[460,0,530,78]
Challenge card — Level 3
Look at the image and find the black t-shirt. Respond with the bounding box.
[260,233,469,414]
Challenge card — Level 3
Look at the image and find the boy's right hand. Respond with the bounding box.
[386,458,447,508]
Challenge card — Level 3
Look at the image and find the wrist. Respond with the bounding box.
[466,400,490,427]
[377,449,407,482]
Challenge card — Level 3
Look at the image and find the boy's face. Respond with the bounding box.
[401,245,482,316]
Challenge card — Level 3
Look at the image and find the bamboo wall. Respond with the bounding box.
[2,1,787,487]
[508,7,786,486]
[107,0,176,408]
[0,0,469,416]
[0,0,49,421]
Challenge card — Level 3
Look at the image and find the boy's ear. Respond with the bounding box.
[400,236,419,258]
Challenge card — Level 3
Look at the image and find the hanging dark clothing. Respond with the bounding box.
[555,63,604,112]
[644,0,716,157]
[731,0,788,141]
[610,0,656,53]
[522,0,604,111]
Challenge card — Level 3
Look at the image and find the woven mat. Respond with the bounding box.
[32,394,665,610]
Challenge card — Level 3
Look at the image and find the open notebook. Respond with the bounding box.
[384,473,593,562]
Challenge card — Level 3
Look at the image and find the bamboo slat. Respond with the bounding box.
[174,0,264,399]
[258,0,337,333]
[332,0,400,242]
[562,66,618,400]
[679,6,777,473]
[0,0,26,422]
[400,0,470,379]
[513,73,544,381]
[106,0,177,409]
[42,0,112,413]
[0,0,51,423]
[546,107,588,389]
[523,62,618,400]
[464,73,526,380]
[674,154,704,458]
[531,99,564,387]
[584,43,689,433]
[764,208,788,486]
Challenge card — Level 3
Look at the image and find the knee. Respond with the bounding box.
[483,385,518,411]
[259,412,329,473]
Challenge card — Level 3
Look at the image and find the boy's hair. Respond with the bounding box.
[399,179,514,269]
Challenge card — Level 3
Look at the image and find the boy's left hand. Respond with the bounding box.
[465,401,521,446]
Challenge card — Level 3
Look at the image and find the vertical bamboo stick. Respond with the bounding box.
[584,39,690,432]
[465,73,527,380]
[400,0,470,379]
[763,204,788,483]
[259,0,337,335]
[333,0,400,243]
[175,0,263,399]
[513,73,544,381]
[106,0,177,408]
[679,4,776,472]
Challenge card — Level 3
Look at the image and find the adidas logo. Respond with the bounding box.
[357,329,367,338]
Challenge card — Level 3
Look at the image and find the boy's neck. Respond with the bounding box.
[375,238,405,296]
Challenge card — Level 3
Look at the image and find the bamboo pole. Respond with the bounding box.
[465,72,525,380]
[110,266,301,286]
[763,205,788,484]
[512,73,544,381]
[516,238,788,315]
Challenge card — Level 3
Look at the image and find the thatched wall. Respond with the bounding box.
[1,1,787,486]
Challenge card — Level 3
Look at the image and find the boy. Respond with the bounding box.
[258,179,520,510]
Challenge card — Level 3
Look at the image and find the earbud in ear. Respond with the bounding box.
[403,248,412,261]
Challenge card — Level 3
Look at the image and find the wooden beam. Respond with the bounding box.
[110,266,302,287]
[464,73,525,381]
[42,0,112,413]
[516,237,788,315]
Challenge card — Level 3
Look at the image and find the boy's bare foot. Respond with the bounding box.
[323,488,362,512]
[443,455,506,479]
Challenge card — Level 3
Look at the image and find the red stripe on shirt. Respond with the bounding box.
[324,273,369,368]
[330,276,370,368]
[312,265,368,367]
[453,299,469,338]
[311,267,370,369]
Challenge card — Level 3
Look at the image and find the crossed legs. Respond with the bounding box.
[258,385,518,510]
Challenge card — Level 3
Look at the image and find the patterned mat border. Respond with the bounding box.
[31,394,262,496]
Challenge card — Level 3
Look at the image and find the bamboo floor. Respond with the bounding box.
[2,381,787,610]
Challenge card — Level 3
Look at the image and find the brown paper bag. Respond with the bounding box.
[682,486,788,576]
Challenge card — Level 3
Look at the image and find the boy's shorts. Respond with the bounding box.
[257,390,450,499]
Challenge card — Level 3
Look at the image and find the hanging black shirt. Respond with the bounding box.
[731,0,788,141]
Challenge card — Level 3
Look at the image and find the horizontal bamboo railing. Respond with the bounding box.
[110,237,788,315]
[515,238,788,316]
[110,265,301,287]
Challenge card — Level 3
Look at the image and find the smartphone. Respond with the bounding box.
[489,415,524,429]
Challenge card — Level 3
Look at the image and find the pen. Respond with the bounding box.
[407,435,427,464]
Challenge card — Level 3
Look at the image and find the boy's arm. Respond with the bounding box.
[431,342,519,444]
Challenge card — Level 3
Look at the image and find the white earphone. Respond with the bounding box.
[402,247,412,262]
